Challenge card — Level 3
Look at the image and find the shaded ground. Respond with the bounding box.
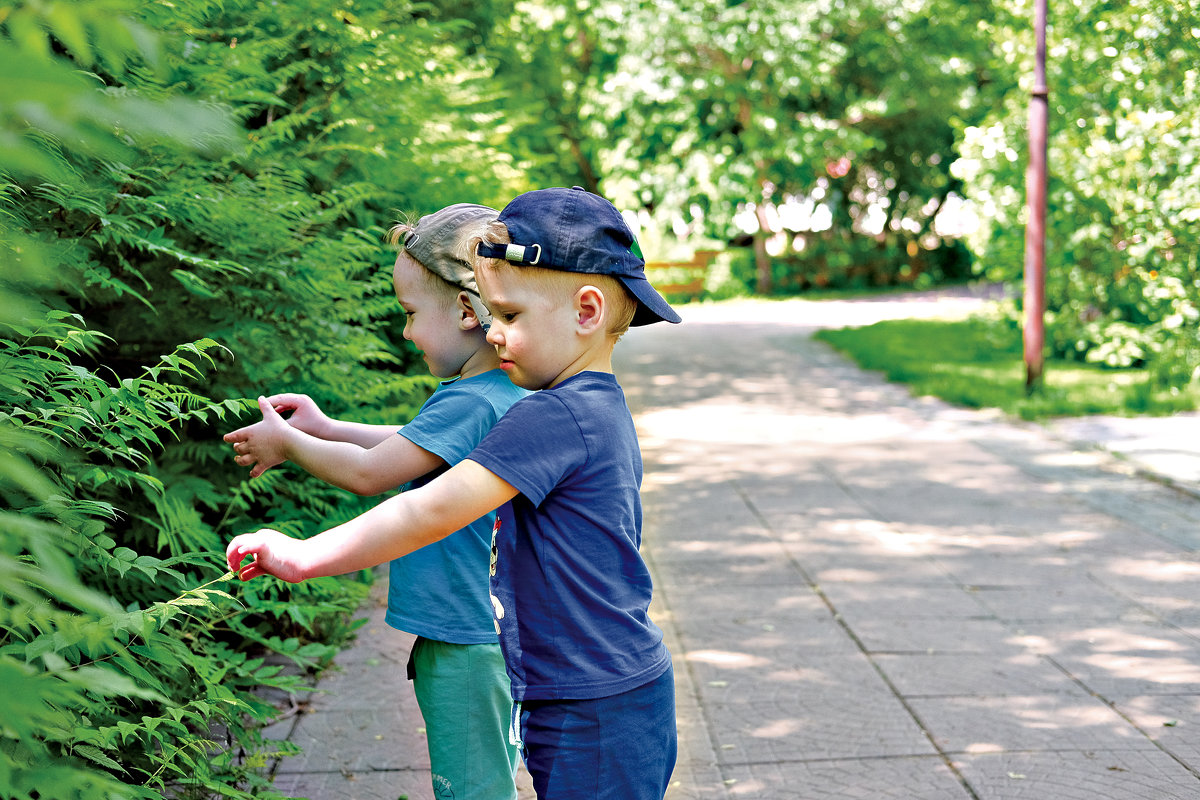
[625,295,1200,799]
[268,291,1200,799]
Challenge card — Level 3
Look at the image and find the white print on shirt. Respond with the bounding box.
[489,515,505,633]
[489,515,500,577]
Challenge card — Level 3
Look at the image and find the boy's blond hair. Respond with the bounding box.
[386,221,464,303]
[472,221,637,338]
[385,206,500,333]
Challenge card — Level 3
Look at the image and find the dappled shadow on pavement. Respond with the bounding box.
[617,299,1200,800]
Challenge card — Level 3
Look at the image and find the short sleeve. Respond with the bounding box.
[468,392,585,507]
[399,384,497,466]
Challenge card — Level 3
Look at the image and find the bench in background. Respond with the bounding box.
[644,249,719,299]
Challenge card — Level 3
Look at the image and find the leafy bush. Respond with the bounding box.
[1,0,521,796]
[952,0,1200,387]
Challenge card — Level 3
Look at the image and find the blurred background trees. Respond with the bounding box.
[591,0,1008,293]
[2,0,1197,795]
[954,0,1200,386]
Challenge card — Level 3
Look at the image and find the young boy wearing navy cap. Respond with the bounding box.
[226,187,681,799]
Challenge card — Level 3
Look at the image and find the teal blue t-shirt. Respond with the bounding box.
[386,369,530,644]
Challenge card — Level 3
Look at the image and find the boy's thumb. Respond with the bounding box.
[258,395,278,417]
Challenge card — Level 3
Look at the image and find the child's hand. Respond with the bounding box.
[223,397,292,477]
[227,529,309,583]
[262,393,330,437]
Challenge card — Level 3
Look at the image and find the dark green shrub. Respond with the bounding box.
[1,0,517,796]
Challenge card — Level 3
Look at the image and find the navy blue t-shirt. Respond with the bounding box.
[467,371,672,702]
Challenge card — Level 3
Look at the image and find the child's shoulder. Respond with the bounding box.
[451,369,531,408]
[408,371,529,441]
[554,371,625,402]
[522,372,629,423]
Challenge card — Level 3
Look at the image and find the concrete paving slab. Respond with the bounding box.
[685,652,891,701]
[664,589,863,657]
[1048,413,1200,491]
[797,549,953,585]
[910,694,1160,753]
[271,766,436,800]
[932,553,1093,588]
[850,616,1023,655]
[969,582,1149,622]
[649,554,807,591]
[818,582,995,623]
[1109,694,1200,765]
[682,620,864,659]
[701,691,939,762]
[718,757,974,800]
[281,705,429,774]
[1007,619,1200,661]
[1051,652,1200,698]
[872,652,1090,697]
[950,749,1200,800]
[663,580,830,619]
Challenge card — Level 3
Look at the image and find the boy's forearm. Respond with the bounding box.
[282,429,381,494]
[297,483,467,577]
[318,417,403,449]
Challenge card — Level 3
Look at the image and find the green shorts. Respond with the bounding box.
[409,637,520,799]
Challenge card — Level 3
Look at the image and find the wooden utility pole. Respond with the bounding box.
[1024,0,1049,392]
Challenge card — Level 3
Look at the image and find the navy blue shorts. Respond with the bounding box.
[520,665,677,800]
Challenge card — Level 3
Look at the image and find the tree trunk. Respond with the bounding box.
[754,202,772,294]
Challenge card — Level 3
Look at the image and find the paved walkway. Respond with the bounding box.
[266,291,1200,799]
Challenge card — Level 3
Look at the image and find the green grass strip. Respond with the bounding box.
[814,317,1200,420]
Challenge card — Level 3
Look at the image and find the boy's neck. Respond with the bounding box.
[459,345,505,381]
[548,340,616,387]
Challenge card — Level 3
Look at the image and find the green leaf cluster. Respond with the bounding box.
[0,0,522,796]
[952,0,1200,388]
[555,0,1010,293]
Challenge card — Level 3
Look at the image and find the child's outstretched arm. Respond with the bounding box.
[226,460,517,582]
[259,393,403,448]
[224,396,442,494]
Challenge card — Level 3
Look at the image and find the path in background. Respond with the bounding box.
[623,292,1200,798]
[267,289,1200,799]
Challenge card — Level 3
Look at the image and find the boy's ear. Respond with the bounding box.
[574,285,604,333]
[455,291,481,331]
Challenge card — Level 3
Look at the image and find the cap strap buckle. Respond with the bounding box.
[505,243,541,265]
[478,241,541,265]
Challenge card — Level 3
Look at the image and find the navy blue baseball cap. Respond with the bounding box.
[476,187,682,326]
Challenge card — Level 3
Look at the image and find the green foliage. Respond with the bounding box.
[574,0,1005,292]
[464,0,628,193]
[816,314,1200,420]
[1,0,515,796]
[952,0,1200,388]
